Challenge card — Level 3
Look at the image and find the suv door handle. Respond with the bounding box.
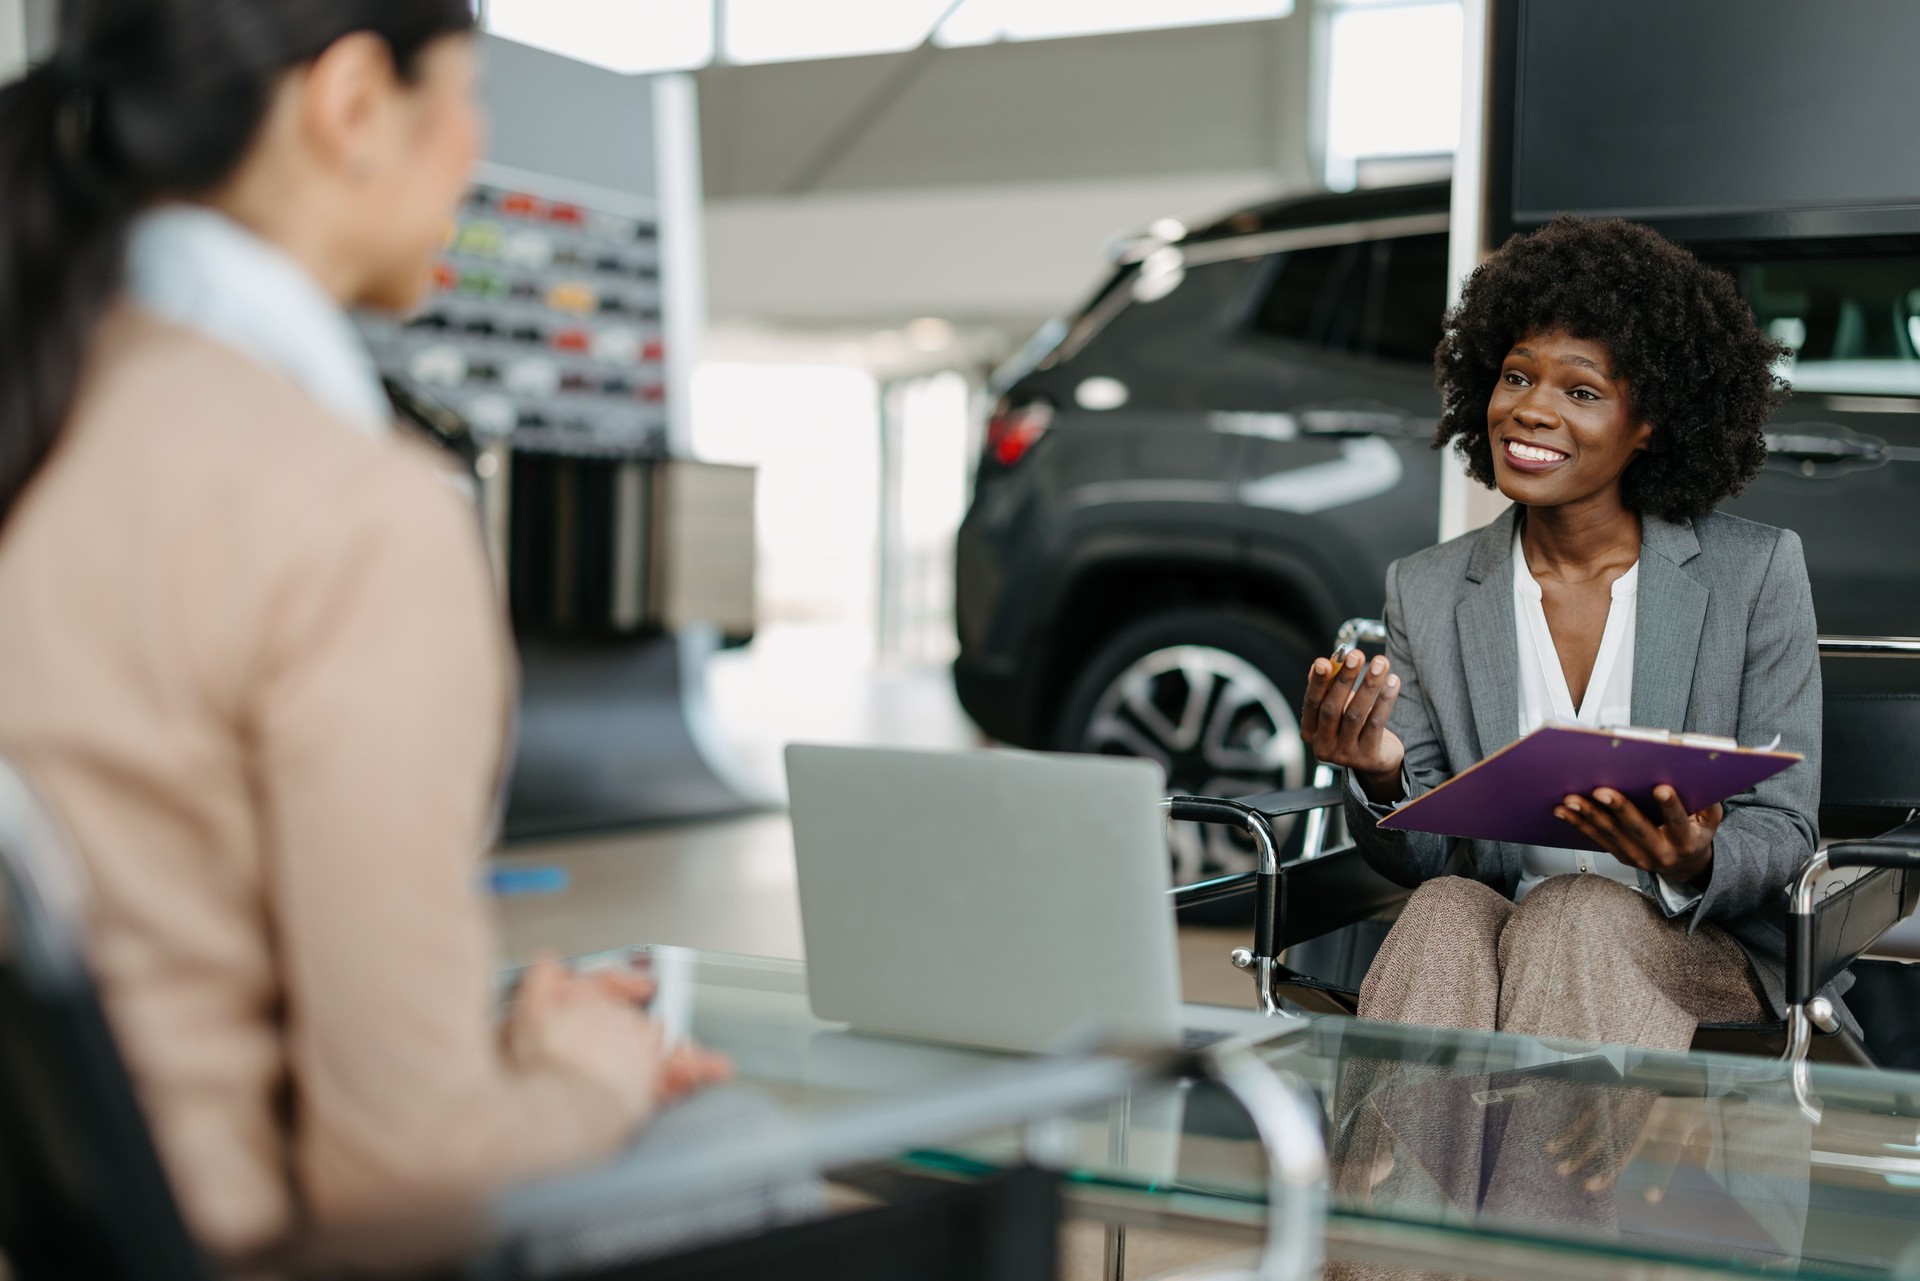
[1764,427,1885,462]
[1763,422,1920,476]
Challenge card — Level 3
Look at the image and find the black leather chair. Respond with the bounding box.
[1169,621,1920,1068]
[0,757,213,1281]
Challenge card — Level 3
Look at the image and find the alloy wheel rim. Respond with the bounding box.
[1080,644,1306,881]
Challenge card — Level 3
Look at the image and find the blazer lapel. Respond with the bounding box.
[1632,516,1708,731]
[1456,508,1522,758]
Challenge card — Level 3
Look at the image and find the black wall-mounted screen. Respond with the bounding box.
[1496,0,1920,245]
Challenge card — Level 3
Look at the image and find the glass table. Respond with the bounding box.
[584,945,1920,1281]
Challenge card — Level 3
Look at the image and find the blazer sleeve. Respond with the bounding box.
[1344,558,1462,888]
[249,452,652,1230]
[1692,528,1822,930]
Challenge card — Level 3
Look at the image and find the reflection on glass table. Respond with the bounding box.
[574,946,1920,1281]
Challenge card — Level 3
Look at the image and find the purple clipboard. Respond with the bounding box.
[1377,724,1802,851]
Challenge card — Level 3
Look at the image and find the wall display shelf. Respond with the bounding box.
[360,181,671,460]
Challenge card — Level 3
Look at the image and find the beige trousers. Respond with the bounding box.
[1356,873,1768,1049]
[1325,875,1771,1281]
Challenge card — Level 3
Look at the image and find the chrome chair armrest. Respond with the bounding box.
[1165,796,1283,875]
[1164,796,1295,1016]
[1164,786,1357,1020]
[1220,785,1348,822]
[1784,826,1920,1118]
[1787,826,1920,1016]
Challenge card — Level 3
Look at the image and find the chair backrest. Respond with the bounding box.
[1758,642,1920,1020]
[1820,645,1920,812]
[0,757,210,1281]
[1823,691,1920,809]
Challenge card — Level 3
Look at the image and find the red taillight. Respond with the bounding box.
[986,401,1054,466]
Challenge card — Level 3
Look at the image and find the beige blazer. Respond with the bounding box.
[0,310,650,1256]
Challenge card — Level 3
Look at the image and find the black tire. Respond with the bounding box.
[1049,607,1320,924]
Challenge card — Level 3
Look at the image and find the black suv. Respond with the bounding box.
[955,179,1920,883]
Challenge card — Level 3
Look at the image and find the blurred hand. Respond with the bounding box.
[578,962,657,1007]
[1301,649,1405,803]
[506,955,731,1114]
[659,1040,734,1103]
[1555,786,1720,886]
[1547,1095,1713,1200]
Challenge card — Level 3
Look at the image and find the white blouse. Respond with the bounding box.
[1512,528,1699,910]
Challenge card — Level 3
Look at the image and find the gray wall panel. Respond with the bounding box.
[698,15,1316,199]
[482,33,657,199]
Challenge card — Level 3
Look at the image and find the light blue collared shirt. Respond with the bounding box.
[125,205,391,437]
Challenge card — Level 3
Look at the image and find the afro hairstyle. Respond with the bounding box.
[1432,215,1788,522]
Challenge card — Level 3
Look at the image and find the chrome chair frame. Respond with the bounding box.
[1168,622,1920,1080]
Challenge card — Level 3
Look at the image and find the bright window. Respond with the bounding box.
[485,0,1297,71]
[1322,0,1463,188]
[724,0,954,64]
[937,0,1293,45]
[692,362,881,632]
[484,0,714,75]
[879,372,973,664]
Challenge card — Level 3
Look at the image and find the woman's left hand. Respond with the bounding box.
[1547,1095,1715,1198]
[1555,785,1720,887]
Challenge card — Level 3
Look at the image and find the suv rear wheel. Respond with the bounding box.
[1050,608,1318,914]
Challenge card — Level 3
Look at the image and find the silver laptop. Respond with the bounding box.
[785,744,1275,1053]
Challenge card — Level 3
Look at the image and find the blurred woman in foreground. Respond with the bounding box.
[0,0,727,1259]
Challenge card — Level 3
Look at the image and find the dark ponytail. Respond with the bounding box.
[0,0,475,528]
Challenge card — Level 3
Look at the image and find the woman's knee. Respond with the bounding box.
[1398,876,1509,928]
[1504,874,1655,957]
[1378,877,1511,958]
[1360,877,1510,1024]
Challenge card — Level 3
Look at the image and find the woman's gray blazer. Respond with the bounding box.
[1345,504,1837,1026]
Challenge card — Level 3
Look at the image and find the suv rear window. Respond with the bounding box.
[1246,233,1448,364]
[1735,258,1920,396]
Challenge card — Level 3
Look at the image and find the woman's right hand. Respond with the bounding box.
[506,956,731,1116]
[1300,649,1406,803]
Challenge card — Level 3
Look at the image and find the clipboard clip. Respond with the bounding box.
[1594,723,1781,753]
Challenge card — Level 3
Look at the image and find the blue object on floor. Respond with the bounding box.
[488,865,571,896]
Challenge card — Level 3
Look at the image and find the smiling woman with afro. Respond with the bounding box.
[1296,213,1834,1106]
[1433,215,1788,520]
